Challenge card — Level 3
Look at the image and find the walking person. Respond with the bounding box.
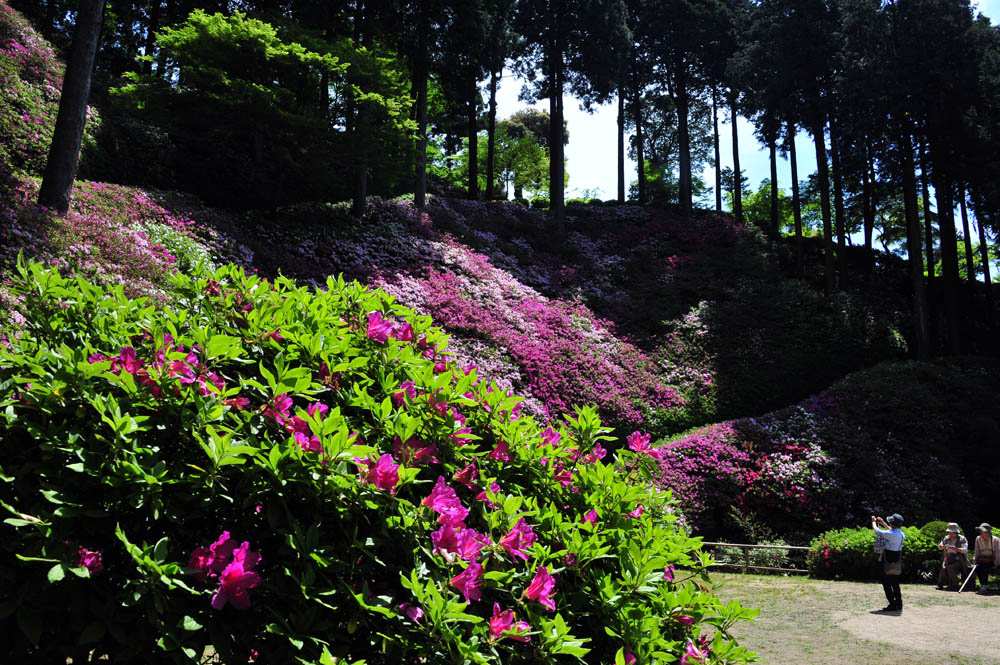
[873,513,905,612]
[972,523,1000,595]
[937,522,970,590]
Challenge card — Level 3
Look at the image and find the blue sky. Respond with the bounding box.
[496,0,998,224]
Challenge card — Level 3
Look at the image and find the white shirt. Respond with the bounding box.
[875,527,905,551]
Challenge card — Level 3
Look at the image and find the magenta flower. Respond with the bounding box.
[224,396,251,410]
[455,528,491,562]
[523,566,556,610]
[680,641,706,664]
[189,531,240,580]
[358,454,400,493]
[624,647,637,664]
[627,505,644,519]
[627,431,661,459]
[307,402,329,419]
[211,541,262,610]
[453,462,478,489]
[391,380,417,406]
[489,439,511,462]
[450,561,483,604]
[541,427,561,447]
[76,547,103,576]
[422,476,469,527]
[675,614,695,626]
[500,518,537,561]
[395,321,415,342]
[489,603,531,642]
[366,311,394,344]
[582,509,598,525]
[392,436,438,466]
[664,565,675,581]
[476,482,501,509]
[398,602,424,623]
[118,346,142,374]
[431,525,459,557]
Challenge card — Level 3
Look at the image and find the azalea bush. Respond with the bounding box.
[0,258,757,664]
[806,526,937,583]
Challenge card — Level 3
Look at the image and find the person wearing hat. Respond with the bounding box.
[872,513,905,612]
[972,523,1000,594]
[936,523,970,590]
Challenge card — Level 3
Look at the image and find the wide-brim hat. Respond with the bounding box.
[978,523,993,533]
[946,522,960,533]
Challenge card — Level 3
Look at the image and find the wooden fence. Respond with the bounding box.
[702,541,812,575]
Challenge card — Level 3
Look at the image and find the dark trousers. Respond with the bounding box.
[882,575,902,608]
[975,561,993,587]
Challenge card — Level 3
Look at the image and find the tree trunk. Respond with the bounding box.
[713,87,721,213]
[899,124,931,360]
[959,186,974,280]
[932,152,960,354]
[468,73,479,200]
[413,8,429,211]
[768,123,778,238]
[617,82,625,204]
[486,67,499,200]
[44,0,57,32]
[548,36,565,232]
[143,0,162,75]
[863,138,875,258]
[351,2,369,217]
[830,115,847,289]
[976,200,993,322]
[730,92,742,224]
[919,137,936,283]
[634,82,645,205]
[37,0,104,215]
[811,118,834,296]
[675,59,692,215]
[789,120,803,277]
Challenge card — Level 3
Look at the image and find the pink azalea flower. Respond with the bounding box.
[392,436,438,466]
[582,509,598,525]
[582,443,608,463]
[391,380,417,406]
[366,311,394,344]
[455,528,491,562]
[552,462,574,487]
[476,482,501,509]
[500,518,537,561]
[450,561,483,604]
[224,396,251,410]
[489,603,531,642]
[489,439,511,462]
[627,431,661,459]
[628,505,644,519]
[398,602,424,623]
[680,641,706,665]
[395,322,415,342]
[541,427,561,447]
[358,454,400,493]
[676,614,695,626]
[307,402,329,419]
[523,566,556,610]
[76,547,103,576]
[118,346,142,374]
[422,476,468,527]
[211,542,262,610]
[453,462,478,489]
[624,647,637,664]
[664,565,675,581]
[430,525,459,557]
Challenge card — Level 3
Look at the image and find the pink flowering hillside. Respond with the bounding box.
[652,358,1000,540]
[0,258,758,663]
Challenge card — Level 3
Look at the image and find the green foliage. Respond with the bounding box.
[807,526,938,583]
[919,521,951,545]
[0,258,757,664]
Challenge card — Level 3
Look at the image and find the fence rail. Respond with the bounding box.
[702,541,812,575]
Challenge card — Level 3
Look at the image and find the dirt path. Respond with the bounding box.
[712,573,1000,665]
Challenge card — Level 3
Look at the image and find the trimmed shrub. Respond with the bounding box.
[0,258,757,664]
[807,526,938,583]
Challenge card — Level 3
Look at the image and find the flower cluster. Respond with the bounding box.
[188,532,262,610]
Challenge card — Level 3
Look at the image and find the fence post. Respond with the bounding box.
[743,546,750,574]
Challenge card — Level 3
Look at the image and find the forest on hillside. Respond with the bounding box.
[8,0,1000,361]
[2,1,1000,662]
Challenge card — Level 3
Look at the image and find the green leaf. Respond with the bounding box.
[78,621,106,644]
[46,564,65,583]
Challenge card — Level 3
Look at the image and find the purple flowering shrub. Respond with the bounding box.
[0,172,252,304]
[654,359,1000,541]
[0,1,99,176]
[0,258,758,664]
